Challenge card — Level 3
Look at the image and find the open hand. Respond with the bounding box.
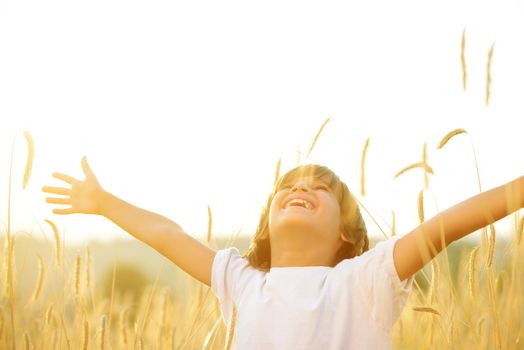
[42,156,105,215]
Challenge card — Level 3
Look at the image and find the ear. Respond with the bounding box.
[339,231,350,243]
[260,230,269,240]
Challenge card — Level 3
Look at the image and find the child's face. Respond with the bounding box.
[266,175,349,253]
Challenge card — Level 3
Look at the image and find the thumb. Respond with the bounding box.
[81,156,93,176]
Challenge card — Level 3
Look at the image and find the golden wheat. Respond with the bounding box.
[394,162,434,179]
[22,131,35,189]
[45,305,54,325]
[225,304,237,350]
[461,27,467,91]
[429,259,440,304]
[31,254,45,302]
[485,42,495,106]
[74,254,81,297]
[120,307,129,346]
[100,314,107,350]
[274,157,281,186]
[85,247,91,289]
[412,306,441,316]
[24,332,32,350]
[518,216,524,245]
[45,219,61,267]
[391,211,396,236]
[437,129,467,149]
[207,205,213,246]
[0,309,4,343]
[418,189,425,224]
[487,224,496,268]
[361,137,370,197]
[306,116,331,157]
[468,246,479,297]
[82,320,89,350]
[422,142,429,189]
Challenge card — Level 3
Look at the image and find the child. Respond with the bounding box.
[43,157,524,349]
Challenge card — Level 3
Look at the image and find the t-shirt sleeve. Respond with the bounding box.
[350,236,414,332]
[211,247,252,326]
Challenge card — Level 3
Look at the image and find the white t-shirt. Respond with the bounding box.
[211,235,414,350]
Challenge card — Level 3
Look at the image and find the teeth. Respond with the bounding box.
[285,198,313,209]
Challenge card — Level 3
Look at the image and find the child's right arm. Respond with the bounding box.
[42,157,216,287]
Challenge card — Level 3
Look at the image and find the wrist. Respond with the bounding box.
[95,188,111,216]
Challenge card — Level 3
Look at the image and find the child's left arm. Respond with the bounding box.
[394,175,524,281]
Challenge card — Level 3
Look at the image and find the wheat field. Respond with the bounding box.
[1,127,524,350]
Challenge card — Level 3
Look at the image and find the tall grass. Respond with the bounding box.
[1,122,523,350]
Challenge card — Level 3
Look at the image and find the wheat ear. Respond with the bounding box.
[485,42,495,106]
[412,306,441,316]
[22,131,35,189]
[45,219,61,267]
[360,137,370,196]
[461,27,467,91]
[207,205,213,246]
[31,255,45,302]
[468,246,480,297]
[437,129,467,149]
[306,116,331,157]
[394,162,434,179]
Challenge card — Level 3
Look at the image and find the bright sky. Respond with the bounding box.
[0,0,523,246]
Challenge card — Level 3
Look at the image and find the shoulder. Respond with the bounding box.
[211,247,260,295]
[336,236,402,270]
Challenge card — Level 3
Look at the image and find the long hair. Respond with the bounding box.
[243,164,369,272]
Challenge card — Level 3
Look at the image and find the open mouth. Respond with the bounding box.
[283,198,314,210]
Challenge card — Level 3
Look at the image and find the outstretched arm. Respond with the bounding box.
[393,175,524,281]
[42,157,216,287]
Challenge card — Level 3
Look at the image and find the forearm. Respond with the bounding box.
[98,190,182,247]
[423,175,524,251]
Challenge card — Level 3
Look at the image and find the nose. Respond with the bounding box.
[290,181,310,192]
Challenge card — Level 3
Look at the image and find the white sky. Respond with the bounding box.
[0,0,523,246]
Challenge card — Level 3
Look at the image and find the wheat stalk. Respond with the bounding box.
[59,314,72,350]
[74,255,81,297]
[81,320,89,350]
[45,305,54,325]
[100,314,107,350]
[468,246,480,297]
[487,224,496,268]
[476,317,486,338]
[461,27,467,91]
[24,332,32,350]
[517,216,524,245]
[485,42,495,106]
[120,307,129,346]
[422,142,429,189]
[0,309,4,343]
[412,306,441,316]
[207,205,213,246]
[437,129,467,149]
[224,304,237,350]
[45,219,61,267]
[31,255,45,302]
[22,131,35,189]
[394,162,434,179]
[361,137,370,196]
[429,259,440,304]
[391,211,396,236]
[418,189,425,224]
[202,318,221,350]
[306,116,331,157]
[273,157,281,186]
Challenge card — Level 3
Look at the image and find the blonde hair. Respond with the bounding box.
[243,164,369,271]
